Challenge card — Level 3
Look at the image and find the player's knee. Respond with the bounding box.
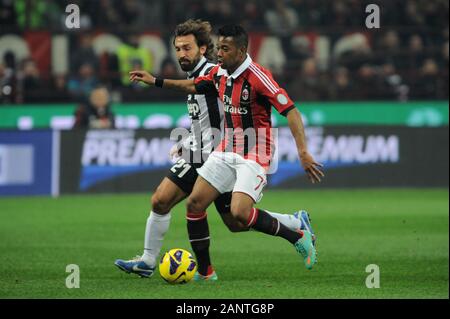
[229,206,239,219]
[230,206,248,225]
[186,196,205,214]
[151,193,172,214]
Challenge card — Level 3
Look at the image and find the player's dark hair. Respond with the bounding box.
[218,25,249,50]
[174,19,215,61]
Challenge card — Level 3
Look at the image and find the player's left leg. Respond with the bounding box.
[293,210,316,247]
[214,191,311,233]
[214,192,248,232]
[230,158,316,269]
[229,191,297,241]
[231,192,316,270]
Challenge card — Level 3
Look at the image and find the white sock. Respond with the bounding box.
[142,211,171,267]
[266,210,302,231]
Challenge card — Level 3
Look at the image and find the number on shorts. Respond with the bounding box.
[170,158,192,178]
[254,175,267,191]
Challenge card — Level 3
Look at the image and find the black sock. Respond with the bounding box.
[249,208,301,244]
[187,212,212,276]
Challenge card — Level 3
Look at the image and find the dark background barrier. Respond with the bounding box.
[272,126,449,188]
[60,129,173,193]
[59,126,449,194]
[0,130,56,196]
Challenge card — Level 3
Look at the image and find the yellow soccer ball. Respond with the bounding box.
[159,248,197,284]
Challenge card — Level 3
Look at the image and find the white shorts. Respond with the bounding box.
[197,152,267,203]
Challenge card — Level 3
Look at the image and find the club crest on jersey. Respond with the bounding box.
[242,88,249,101]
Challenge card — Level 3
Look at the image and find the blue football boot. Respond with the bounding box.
[114,255,155,278]
[293,210,317,247]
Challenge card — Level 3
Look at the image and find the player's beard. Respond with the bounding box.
[178,53,202,72]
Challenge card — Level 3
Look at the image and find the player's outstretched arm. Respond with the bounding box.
[286,107,324,184]
[129,70,197,94]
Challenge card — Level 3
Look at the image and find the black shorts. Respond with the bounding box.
[167,157,232,215]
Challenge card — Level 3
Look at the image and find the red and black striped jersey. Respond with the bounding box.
[194,54,295,169]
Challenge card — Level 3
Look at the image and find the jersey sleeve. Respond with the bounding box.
[194,65,219,95]
[253,67,296,116]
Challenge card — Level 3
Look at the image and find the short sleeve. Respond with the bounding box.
[252,66,295,116]
[194,65,219,95]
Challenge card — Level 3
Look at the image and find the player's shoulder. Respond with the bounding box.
[200,62,219,76]
[247,62,274,78]
[246,62,279,91]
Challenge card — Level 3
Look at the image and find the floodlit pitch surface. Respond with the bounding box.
[0,189,448,298]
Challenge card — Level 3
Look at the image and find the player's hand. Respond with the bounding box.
[169,143,182,160]
[299,151,324,184]
[129,70,155,85]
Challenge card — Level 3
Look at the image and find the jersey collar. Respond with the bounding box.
[217,54,252,79]
[187,56,208,78]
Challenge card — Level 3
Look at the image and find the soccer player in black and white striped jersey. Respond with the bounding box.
[115,20,313,280]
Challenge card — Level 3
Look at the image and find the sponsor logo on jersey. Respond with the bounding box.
[224,104,248,115]
[187,101,200,119]
[223,95,248,115]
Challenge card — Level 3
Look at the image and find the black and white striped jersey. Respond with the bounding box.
[181,56,224,160]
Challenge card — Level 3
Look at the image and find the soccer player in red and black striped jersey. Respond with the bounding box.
[130,25,324,271]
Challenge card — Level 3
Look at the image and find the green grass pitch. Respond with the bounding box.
[0,189,448,299]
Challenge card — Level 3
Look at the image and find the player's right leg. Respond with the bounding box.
[185,176,222,280]
[188,152,239,280]
[142,177,188,264]
[114,175,188,278]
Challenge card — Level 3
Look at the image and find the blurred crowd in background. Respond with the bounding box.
[0,0,448,104]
